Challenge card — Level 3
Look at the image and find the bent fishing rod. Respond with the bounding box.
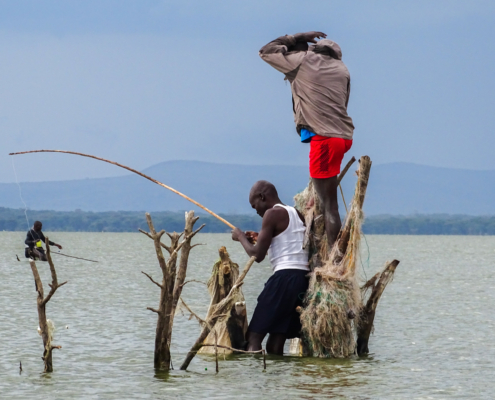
[9,150,235,229]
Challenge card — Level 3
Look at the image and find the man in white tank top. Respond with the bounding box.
[232,180,309,355]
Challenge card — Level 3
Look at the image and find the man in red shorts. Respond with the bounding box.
[259,31,354,247]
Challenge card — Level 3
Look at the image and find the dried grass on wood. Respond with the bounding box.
[295,157,371,358]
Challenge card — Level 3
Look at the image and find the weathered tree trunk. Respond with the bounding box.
[140,211,204,370]
[180,255,256,370]
[332,156,372,264]
[29,237,67,372]
[357,259,400,356]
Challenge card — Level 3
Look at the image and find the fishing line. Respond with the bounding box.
[11,156,31,232]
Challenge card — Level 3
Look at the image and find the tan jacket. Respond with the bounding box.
[259,36,354,140]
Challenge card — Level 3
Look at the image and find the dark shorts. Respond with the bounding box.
[309,135,352,179]
[248,269,309,339]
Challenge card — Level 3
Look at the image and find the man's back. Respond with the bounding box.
[260,37,354,140]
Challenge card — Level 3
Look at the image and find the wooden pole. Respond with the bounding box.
[9,150,235,229]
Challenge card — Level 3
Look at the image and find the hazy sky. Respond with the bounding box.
[1,0,494,182]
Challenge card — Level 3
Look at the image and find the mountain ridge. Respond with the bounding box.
[1,160,493,215]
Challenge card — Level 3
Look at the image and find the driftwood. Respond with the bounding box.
[180,255,256,370]
[357,259,400,355]
[29,237,67,372]
[198,247,248,355]
[140,211,204,370]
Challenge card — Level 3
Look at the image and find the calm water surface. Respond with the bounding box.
[0,232,494,399]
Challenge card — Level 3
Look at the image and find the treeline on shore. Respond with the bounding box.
[1,207,494,235]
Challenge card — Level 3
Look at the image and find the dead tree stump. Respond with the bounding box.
[29,237,67,373]
[140,211,204,370]
[198,247,248,355]
[357,259,400,355]
[294,156,400,358]
[180,255,256,370]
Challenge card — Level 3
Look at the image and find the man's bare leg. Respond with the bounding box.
[246,331,265,352]
[266,334,286,355]
[312,176,341,248]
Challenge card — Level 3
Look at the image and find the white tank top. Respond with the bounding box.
[267,204,310,272]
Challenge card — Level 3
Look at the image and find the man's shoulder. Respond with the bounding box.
[263,206,289,222]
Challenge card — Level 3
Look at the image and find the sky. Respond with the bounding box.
[1,0,494,183]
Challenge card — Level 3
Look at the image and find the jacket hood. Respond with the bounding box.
[311,39,342,60]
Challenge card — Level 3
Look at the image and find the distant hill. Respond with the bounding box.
[0,160,493,215]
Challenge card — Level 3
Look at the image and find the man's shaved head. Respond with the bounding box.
[249,180,278,199]
[33,221,42,231]
[249,180,281,217]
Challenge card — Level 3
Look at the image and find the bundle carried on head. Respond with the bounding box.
[294,156,371,358]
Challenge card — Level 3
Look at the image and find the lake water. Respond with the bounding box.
[0,231,494,399]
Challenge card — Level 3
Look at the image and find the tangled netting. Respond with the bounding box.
[294,165,367,358]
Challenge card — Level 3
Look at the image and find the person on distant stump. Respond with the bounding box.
[259,31,355,247]
[25,221,62,261]
[232,180,309,355]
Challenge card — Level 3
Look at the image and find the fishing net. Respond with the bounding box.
[294,163,367,358]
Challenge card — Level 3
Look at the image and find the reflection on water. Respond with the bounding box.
[1,232,494,399]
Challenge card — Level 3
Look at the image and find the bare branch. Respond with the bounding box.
[180,279,207,288]
[138,229,153,239]
[42,238,64,306]
[51,345,62,350]
[167,231,183,242]
[141,271,163,289]
[337,156,357,185]
[139,228,172,253]
[180,297,208,326]
[190,243,206,249]
[147,307,161,314]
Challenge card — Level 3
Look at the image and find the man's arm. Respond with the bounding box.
[25,231,36,247]
[259,32,327,75]
[40,231,62,249]
[232,209,281,263]
[259,35,305,75]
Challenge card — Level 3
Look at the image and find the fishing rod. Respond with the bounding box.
[9,150,235,229]
[52,252,98,263]
[16,252,98,263]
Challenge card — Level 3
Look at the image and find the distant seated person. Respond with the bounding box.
[25,221,62,261]
[231,180,309,355]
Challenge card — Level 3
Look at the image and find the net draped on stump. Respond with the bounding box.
[294,157,370,358]
[198,247,248,355]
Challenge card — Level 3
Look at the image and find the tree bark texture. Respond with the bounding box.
[357,259,400,356]
[333,156,372,264]
[140,211,204,370]
[29,237,66,373]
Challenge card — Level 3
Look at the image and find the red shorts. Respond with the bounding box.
[309,135,353,179]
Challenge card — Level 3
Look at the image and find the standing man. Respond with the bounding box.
[232,180,309,355]
[259,31,355,247]
[25,221,62,261]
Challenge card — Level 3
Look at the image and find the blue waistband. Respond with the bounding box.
[300,128,316,143]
